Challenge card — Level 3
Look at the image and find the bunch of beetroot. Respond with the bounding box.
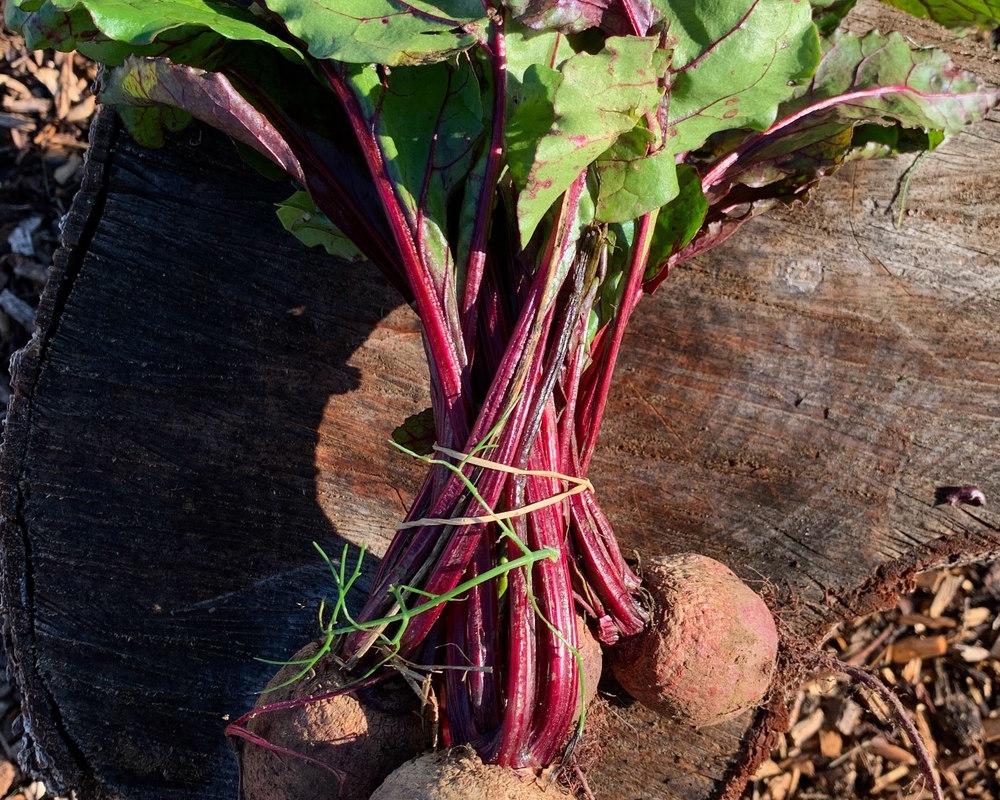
[9,0,998,795]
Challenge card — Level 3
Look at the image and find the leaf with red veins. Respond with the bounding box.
[260,0,487,65]
[99,56,305,180]
[513,35,667,245]
[506,0,661,35]
[664,0,820,154]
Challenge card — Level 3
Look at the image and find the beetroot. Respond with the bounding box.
[608,553,778,727]
[240,641,426,800]
[370,747,570,800]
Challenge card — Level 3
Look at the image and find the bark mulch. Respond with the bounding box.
[743,562,1000,800]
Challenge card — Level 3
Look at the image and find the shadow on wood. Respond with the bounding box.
[0,110,424,799]
[3,15,1000,796]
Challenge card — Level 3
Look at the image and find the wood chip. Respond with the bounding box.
[3,97,51,115]
[766,771,793,800]
[929,573,963,618]
[982,714,1000,744]
[789,707,825,748]
[901,657,924,684]
[915,570,944,592]
[0,112,34,131]
[64,95,96,124]
[33,66,60,96]
[751,759,784,780]
[915,704,938,762]
[52,151,82,185]
[871,763,911,794]
[898,613,958,630]
[836,697,864,737]
[0,290,35,331]
[889,634,947,663]
[818,728,843,758]
[867,735,917,765]
[962,607,992,629]
[955,644,992,663]
[6,215,42,257]
[0,74,32,99]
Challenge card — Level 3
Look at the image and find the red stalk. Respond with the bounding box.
[240,25,653,771]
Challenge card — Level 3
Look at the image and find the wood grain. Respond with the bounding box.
[2,5,1000,797]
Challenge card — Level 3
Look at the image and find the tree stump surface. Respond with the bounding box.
[2,8,1000,799]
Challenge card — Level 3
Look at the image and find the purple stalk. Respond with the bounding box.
[461,19,508,353]
[316,60,470,432]
[228,18,653,770]
[701,85,957,192]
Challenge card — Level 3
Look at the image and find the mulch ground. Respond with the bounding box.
[1,27,93,800]
[1,29,93,410]
[743,562,1000,800]
[1,20,999,800]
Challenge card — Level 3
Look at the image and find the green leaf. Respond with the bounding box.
[847,123,944,160]
[349,58,485,243]
[276,192,368,261]
[345,57,486,340]
[116,104,191,147]
[515,36,668,244]
[879,0,1000,29]
[645,165,707,278]
[506,63,563,187]
[503,20,576,87]
[593,129,678,223]
[391,407,437,456]
[811,0,858,36]
[260,0,487,65]
[9,0,150,62]
[702,30,998,202]
[665,0,820,153]
[12,0,303,65]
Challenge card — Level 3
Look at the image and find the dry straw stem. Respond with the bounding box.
[396,445,594,530]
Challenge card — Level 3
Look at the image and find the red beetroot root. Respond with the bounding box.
[240,641,427,800]
[370,747,570,800]
[608,553,778,727]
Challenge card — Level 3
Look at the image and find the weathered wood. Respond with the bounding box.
[2,5,1000,798]
[0,110,427,799]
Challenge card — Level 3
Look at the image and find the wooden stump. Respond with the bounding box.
[2,7,1000,798]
